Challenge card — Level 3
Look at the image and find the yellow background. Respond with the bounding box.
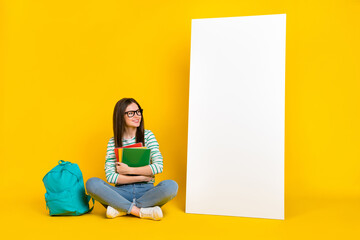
[1,0,359,239]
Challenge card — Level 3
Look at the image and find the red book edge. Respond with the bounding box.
[115,148,118,162]
[122,142,143,148]
[114,142,143,162]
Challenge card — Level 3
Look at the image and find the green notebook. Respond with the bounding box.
[121,148,151,167]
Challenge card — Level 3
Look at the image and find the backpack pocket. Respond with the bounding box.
[45,190,76,216]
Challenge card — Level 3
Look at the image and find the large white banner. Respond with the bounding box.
[186,14,286,219]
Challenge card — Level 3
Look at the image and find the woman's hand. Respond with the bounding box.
[141,175,153,182]
[116,162,132,175]
[115,174,153,184]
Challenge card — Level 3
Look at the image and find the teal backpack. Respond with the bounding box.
[43,160,94,216]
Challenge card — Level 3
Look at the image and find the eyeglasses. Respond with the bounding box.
[124,109,143,118]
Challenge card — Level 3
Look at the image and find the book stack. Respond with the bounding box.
[114,143,151,167]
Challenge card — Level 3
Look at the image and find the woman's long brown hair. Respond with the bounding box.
[113,98,145,148]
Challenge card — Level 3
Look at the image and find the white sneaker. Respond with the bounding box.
[106,206,127,219]
[139,206,163,220]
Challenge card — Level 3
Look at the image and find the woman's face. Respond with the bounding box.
[124,102,142,128]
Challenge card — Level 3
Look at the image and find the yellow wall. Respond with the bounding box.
[1,0,359,211]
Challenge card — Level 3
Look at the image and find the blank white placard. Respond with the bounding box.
[186,14,286,220]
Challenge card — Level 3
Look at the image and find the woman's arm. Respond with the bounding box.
[115,174,152,185]
[145,130,164,175]
[116,163,153,176]
[131,165,153,176]
[105,138,120,184]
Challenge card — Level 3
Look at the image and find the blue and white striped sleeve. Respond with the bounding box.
[104,138,119,184]
[145,130,164,175]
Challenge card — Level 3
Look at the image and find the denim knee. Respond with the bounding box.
[161,180,178,198]
[86,177,102,194]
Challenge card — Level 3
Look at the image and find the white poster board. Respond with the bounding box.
[186,14,286,220]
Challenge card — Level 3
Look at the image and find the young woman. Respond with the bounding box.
[86,98,178,220]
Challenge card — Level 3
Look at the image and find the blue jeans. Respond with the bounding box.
[86,177,178,214]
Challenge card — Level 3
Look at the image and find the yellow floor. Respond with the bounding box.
[2,193,360,239]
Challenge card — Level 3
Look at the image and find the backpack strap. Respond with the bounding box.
[87,195,95,213]
[58,160,70,165]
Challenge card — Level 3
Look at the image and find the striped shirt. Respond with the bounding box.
[105,129,163,184]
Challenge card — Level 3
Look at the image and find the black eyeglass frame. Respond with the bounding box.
[124,109,143,118]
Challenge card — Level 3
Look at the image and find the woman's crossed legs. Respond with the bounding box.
[86,177,178,219]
